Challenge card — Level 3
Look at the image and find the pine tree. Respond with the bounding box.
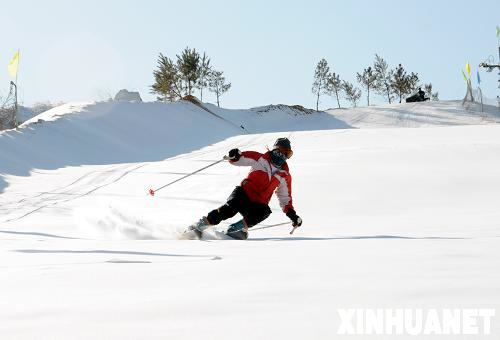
[390,64,419,103]
[406,72,419,99]
[342,80,362,107]
[197,53,211,101]
[391,64,406,103]
[176,47,201,96]
[208,70,231,107]
[356,66,377,106]
[152,48,215,102]
[151,53,183,102]
[312,58,330,111]
[327,72,343,108]
[373,54,394,104]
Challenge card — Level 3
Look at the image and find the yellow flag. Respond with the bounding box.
[465,62,471,76]
[8,50,20,79]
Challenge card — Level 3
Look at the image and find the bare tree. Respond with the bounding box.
[0,106,16,130]
[424,83,439,101]
[327,72,343,108]
[197,53,211,101]
[208,70,231,107]
[312,58,330,111]
[0,84,17,130]
[356,66,377,106]
[342,80,362,107]
[373,54,394,103]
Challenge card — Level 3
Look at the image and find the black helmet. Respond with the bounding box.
[270,137,293,167]
[274,137,291,150]
[273,137,293,159]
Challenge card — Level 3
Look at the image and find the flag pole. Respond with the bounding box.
[497,26,499,63]
[15,49,19,127]
[497,27,500,113]
[15,49,19,84]
[14,48,21,128]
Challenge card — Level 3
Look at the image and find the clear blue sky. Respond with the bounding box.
[1,0,499,109]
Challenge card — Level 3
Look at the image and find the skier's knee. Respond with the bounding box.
[207,204,234,225]
[206,210,221,225]
[246,205,272,227]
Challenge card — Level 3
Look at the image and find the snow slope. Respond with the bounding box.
[327,100,500,128]
[0,100,348,194]
[1,100,500,339]
[17,103,61,124]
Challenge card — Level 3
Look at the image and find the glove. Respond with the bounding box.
[228,148,241,161]
[286,209,302,227]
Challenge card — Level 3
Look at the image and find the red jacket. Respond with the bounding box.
[230,151,294,213]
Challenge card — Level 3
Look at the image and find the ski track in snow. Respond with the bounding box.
[0,163,148,223]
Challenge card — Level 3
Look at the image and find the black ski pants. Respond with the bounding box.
[206,186,272,227]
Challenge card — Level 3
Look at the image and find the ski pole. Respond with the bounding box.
[249,221,290,231]
[149,157,228,196]
[249,222,300,236]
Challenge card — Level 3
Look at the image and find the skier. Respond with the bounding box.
[186,137,302,239]
[418,87,426,101]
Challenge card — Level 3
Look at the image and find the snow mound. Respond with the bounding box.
[17,106,37,123]
[2,99,499,195]
[251,104,316,115]
[17,103,64,124]
[22,102,92,124]
[327,100,500,128]
[0,100,348,193]
[114,89,142,102]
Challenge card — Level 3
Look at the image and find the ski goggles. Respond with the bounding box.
[276,147,293,159]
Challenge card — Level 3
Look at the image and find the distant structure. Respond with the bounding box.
[478,26,500,110]
[114,89,142,102]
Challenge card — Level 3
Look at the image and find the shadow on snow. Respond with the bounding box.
[248,235,471,241]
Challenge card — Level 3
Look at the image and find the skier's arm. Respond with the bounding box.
[228,150,263,167]
[275,174,302,227]
[275,173,294,213]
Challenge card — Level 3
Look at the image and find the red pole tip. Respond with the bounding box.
[149,189,155,196]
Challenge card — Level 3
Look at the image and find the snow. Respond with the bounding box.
[17,103,63,124]
[327,100,500,128]
[1,100,500,339]
[17,106,37,123]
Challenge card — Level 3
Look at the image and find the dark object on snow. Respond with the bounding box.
[406,88,430,103]
[207,186,272,228]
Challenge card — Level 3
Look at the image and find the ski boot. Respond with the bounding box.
[183,216,210,240]
[226,219,248,240]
